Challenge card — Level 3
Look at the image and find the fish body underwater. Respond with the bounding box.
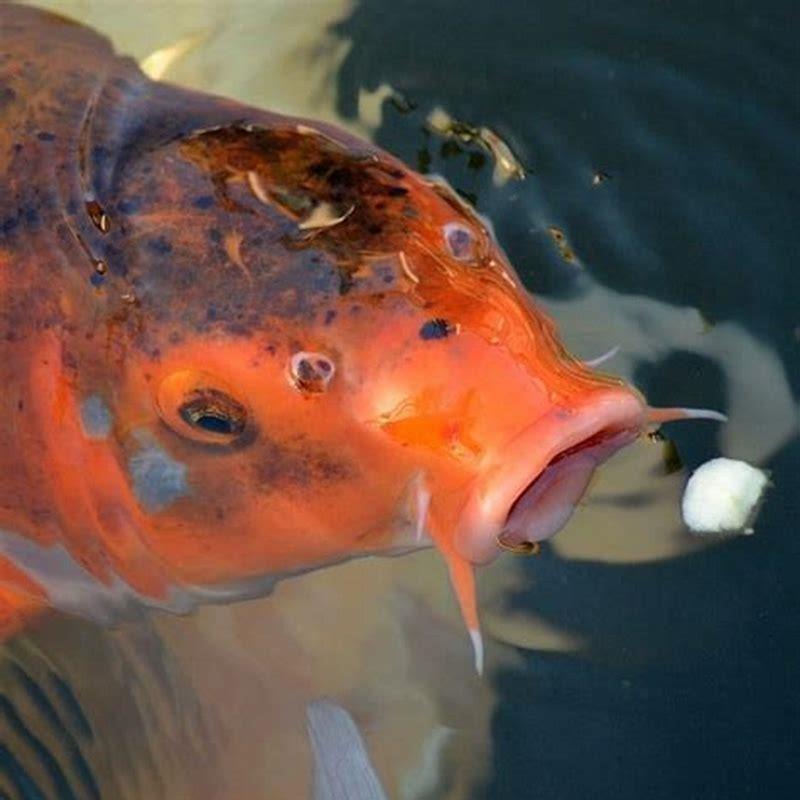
[0,3,721,663]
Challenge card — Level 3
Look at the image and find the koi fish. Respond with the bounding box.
[0,4,723,669]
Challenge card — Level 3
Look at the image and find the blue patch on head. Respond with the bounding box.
[80,395,113,439]
[128,434,189,512]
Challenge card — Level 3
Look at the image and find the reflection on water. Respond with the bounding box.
[7,1,800,799]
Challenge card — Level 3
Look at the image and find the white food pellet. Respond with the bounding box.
[681,457,770,536]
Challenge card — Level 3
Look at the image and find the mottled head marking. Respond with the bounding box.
[128,433,189,512]
[80,395,112,439]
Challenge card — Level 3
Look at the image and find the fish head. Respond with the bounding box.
[61,117,707,638]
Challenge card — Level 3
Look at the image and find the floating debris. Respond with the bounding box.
[425,107,526,186]
[592,170,612,186]
[547,225,579,264]
[661,439,683,475]
[388,91,416,114]
[139,32,208,81]
[681,457,770,535]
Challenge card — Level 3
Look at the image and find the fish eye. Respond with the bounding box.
[443,222,476,261]
[157,370,250,445]
[179,389,247,437]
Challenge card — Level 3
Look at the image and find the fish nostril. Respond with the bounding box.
[289,351,336,393]
[443,222,475,261]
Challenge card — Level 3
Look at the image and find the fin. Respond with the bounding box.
[306,699,389,800]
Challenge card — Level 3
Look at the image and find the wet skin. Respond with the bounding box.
[0,5,717,664]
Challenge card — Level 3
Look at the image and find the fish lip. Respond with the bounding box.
[454,388,647,564]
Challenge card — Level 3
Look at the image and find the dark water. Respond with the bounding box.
[333,2,799,798]
[3,2,798,798]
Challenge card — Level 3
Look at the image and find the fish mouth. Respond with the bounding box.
[455,389,646,564]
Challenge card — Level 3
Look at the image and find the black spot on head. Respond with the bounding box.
[386,186,408,197]
[209,228,222,244]
[420,318,456,340]
[36,131,56,142]
[324,309,337,325]
[192,195,215,210]
[146,236,173,255]
[2,216,18,233]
